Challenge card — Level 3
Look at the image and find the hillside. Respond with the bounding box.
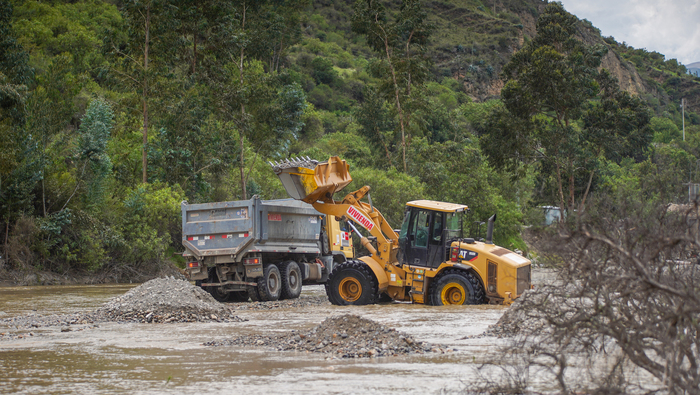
[309,0,698,116]
[1,0,699,279]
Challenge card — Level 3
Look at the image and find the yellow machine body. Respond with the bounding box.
[326,215,354,258]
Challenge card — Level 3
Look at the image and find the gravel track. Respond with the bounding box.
[206,314,455,359]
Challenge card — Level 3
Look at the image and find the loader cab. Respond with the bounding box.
[398,200,467,268]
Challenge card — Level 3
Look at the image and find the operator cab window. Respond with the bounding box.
[445,212,462,240]
[398,210,410,246]
[431,212,443,243]
[412,210,429,248]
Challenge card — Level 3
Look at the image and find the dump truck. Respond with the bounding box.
[271,156,531,306]
[181,196,353,302]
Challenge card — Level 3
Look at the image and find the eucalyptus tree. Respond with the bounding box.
[579,70,652,209]
[207,0,307,199]
[352,0,432,172]
[114,0,177,184]
[481,3,622,213]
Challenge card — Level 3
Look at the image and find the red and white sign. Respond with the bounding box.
[347,206,374,231]
[268,213,282,221]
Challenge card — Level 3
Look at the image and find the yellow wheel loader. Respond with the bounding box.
[271,156,531,306]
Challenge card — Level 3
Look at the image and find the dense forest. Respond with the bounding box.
[1,0,699,281]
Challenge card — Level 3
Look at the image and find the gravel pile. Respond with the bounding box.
[470,286,576,339]
[206,314,454,358]
[0,277,246,331]
[96,277,245,323]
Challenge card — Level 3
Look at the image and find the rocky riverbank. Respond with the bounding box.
[0,277,246,331]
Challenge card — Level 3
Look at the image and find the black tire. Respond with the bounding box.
[325,260,378,305]
[257,264,282,301]
[228,291,249,302]
[279,261,302,300]
[205,267,232,303]
[247,284,261,302]
[321,230,330,255]
[428,268,485,306]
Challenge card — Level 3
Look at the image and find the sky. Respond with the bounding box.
[558,0,700,66]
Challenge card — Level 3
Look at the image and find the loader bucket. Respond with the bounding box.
[271,156,352,203]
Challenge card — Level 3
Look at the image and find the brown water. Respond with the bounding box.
[0,284,510,394]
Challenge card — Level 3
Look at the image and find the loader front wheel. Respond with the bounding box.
[326,260,378,305]
[257,264,282,301]
[429,269,484,305]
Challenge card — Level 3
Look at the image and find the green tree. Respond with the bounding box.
[352,0,432,171]
[25,54,82,217]
[650,116,682,143]
[209,0,306,199]
[77,98,114,210]
[481,2,607,213]
[354,86,396,167]
[0,0,38,255]
[147,87,237,200]
[114,0,175,184]
[579,70,652,209]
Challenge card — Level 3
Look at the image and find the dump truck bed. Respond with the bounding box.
[181,197,322,259]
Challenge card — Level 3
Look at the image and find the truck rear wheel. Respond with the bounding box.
[257,264,281,301]
[228,291,249,302]
[429,269,484,305]
[279,261,302,300]
[325,260,378,305]
[247,285,261,302]
[204,267,232,303]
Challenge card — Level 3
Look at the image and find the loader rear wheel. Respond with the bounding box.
[429,269,484,305]
[257,264,281,301]
[326,260,378,305]
[279,261,302,300]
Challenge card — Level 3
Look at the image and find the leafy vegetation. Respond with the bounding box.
[0,0,698,279]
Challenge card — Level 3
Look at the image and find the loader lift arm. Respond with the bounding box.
[271,157,402,291]
[271,157,399,263]
[312,185,400,267]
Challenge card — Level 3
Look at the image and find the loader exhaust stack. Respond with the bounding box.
[485,214,496,244]
[270,156,352,204]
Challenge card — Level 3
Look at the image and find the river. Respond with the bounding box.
[0,283,513,394]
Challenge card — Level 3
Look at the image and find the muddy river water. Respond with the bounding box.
[0,283,520,394]
[3,267,664,395]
